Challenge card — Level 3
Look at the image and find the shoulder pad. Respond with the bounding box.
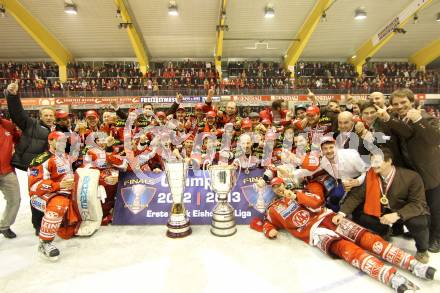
[137,119,149,127]
[116,120,126,127]
[319,116,331,123]
[29,151,51,167]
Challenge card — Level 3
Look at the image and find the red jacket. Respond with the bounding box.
[0,118,21,175]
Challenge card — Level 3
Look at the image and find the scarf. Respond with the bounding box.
[364,169,382,217]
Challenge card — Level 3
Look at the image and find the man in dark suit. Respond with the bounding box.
[374,88,440,253]
[333,111,370,159]
[333,148,430,263]
[358,101,407,168]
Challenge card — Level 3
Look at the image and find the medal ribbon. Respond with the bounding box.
[378,166,396,204]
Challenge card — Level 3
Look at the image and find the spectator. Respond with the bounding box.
[5,82,55,235]
[0,116,21,239]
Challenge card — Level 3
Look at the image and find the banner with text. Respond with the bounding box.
[112,168,274,225]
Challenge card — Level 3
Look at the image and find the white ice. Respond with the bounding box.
[0,170,439,293]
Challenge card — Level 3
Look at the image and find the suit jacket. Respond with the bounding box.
[340,167,429,221]
[384,111,440,190]
[369,119,407,168]
[333,130,370,159]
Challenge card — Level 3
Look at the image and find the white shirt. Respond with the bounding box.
[320,149,368,184]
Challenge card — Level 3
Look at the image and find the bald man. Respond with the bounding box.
[369,92,386,108]
[218,101,241,128]
[334,111,370,158]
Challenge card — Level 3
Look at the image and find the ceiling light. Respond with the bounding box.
[437,13,440,22]
[116,9,121,18]
[321,11,327,22]
[351,55,357,59]
[264,6,275,18]
[64,3,78,15]
[0,6,5,18]
[354,8,367,20]
[168,1,178,16]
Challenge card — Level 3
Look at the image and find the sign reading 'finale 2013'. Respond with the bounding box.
[112,169,274,225]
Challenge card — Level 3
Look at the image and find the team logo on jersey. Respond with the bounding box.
[241,184,275,214]
[292,210,310,227]
[41,184,52,191]
[121,184,156,215]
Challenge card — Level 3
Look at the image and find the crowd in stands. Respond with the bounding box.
[0,61,439,96]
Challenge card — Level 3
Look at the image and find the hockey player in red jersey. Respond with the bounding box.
[252,177,438,292]
[28,131,74,260]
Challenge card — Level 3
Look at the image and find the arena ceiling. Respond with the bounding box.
[0,0,439,63]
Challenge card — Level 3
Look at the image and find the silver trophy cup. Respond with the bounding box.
[205,163,240,237]
[164,161,191,238]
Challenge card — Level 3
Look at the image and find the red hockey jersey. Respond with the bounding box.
[263,190,330,243]
[28,151,73,201]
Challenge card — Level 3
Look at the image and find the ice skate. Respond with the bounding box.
[390,273,420,293]
[410,259,437,280]
[38,240,60,261]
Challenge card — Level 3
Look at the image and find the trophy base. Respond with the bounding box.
[166,213,191,238]
[210,200,236,237]
[210,225,237,237]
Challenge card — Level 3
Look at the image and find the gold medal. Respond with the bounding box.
[380,195,389,205]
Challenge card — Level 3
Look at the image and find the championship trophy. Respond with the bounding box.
[204,162,241,237]
[164,161,192,238]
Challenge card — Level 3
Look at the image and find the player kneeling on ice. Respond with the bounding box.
[28,131,74,260]
[251,177,439,292]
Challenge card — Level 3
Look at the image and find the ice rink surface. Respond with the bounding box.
[1,170,440,293]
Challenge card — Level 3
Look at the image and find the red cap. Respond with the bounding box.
[195,103,205,111]
[55,110,69,119]
[176,106,186,112]
[129,107,136,113]
[306,106,320,116]
[206,111,216,118]
[48,131,65,141]
[241,119,252,129]
[270,177,284,186]
[85,110,99,119]
[261,119,272,125]
[156,111,166,118]
[320,136,335,146]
